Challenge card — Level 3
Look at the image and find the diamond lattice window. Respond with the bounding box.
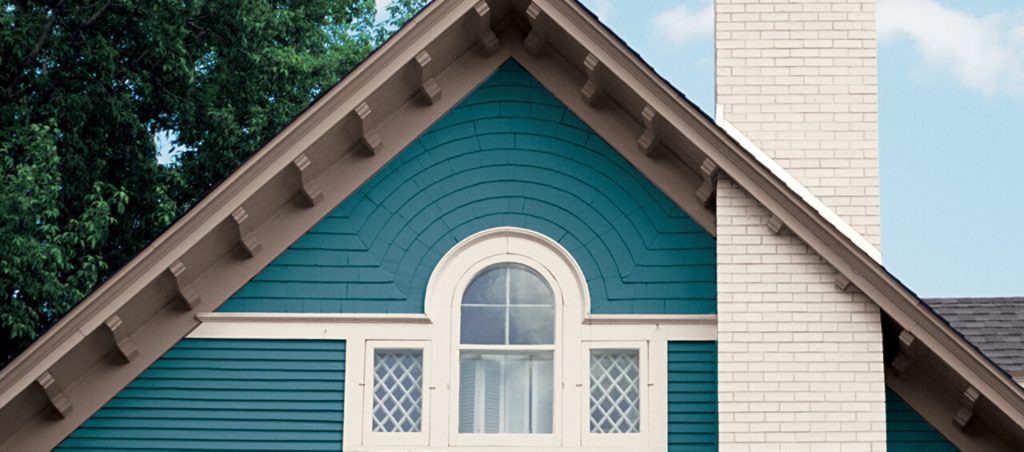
[589,350,640,434]
[373,349,423,433]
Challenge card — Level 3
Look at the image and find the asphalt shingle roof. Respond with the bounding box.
[925,297,1024,374]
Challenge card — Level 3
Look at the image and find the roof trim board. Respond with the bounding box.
[0,0,1022,449]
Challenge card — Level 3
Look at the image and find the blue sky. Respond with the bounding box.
[580,0,1024,298]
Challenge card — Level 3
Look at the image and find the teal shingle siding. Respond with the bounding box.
[220,60,716,315]
[667,341,717,451]
[57,339,346,451]
[886,387,957,451]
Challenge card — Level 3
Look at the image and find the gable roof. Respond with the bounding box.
[0,0,1022,449]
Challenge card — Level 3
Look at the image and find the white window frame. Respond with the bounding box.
[363,340,431,447]
[447,254,564,447]
[581,340,650,448]
[188,226,717,451]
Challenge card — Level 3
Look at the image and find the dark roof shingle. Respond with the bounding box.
[925,297,1024,374]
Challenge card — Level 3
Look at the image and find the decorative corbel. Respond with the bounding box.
[470,1,499,55]
[35,372,72,418]
[953,386,981,429]
[581,53,605,106]
[413,51,442,105]
[353,102,382,155]
[834,272,852,292]
[291,153,323,207]
[230,206,262,258]
[696,158,720,208]
[637,105,658,156]
[891,329,916,377]
[103,314,138,362]
[167,260,201,310]
[524,2,547,56]
[765,214,785,235]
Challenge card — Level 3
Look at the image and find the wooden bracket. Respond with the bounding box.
[103,314,138,362]
[291,153,323,207]
[834,272,852,292]
[230,206,262,258]
[524,2,547,56]
[353,102,382,155]
[696,158,720,208]
[766,215,785,235]
[891,329,916,377]
[168,260,201,310]
[638,105,658,156]
[470,1,499,55]
[581,53,605,106]
[35,372,72,418]
[413,51,442,105]
[954,386,981,429]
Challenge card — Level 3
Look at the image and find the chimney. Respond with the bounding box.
[715,0,880,250]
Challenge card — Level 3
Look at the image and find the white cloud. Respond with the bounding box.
[654,2,713,46]
[878,0,1024,96]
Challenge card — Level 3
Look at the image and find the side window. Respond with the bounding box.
[582,342,649,447]
[364,342,429,446]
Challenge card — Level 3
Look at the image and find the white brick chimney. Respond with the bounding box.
[714,1,887,450]
[715,0,880,250]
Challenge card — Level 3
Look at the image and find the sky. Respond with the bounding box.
[579,0,1024,298]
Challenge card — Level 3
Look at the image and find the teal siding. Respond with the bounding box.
[57,339,346,451]
[887,388,957,451]
[220,60,716,315]
[667,341,717,451]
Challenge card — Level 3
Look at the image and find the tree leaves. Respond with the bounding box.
[0,0,428,364]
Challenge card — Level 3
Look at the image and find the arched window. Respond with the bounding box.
[457,263,556,434]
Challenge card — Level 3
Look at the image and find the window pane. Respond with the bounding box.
[458,351,553,434]
[373,349,423,433]
[508,265,554,305]
[590,350,640,434]
[463,267,506,305]
[508,306,555,345]
[460,306,506,344]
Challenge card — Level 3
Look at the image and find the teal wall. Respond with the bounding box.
[220,61,716,315]
[57,339,346,451]
[886,388,957,451]
[667,341,717,451]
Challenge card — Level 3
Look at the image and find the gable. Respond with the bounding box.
[2,1,1024,450]
[220,62,716,315]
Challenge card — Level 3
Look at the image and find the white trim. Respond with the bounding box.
[583,314,716,325]
[195,312,431,323]
[715,105,883,264]
[362,340,431,447]
[580,340,653,448]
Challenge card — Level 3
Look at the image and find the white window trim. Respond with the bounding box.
[188,226,717,451]
[581,340,650,448]
[363,340,431,447]
[444,253,565,447]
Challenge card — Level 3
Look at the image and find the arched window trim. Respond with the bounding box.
[425,227,584,447]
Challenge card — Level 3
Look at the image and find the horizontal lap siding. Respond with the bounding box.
[886,388,956,451]
[57,339,346,451]
[668,341,717,451]
[219,60,716,315]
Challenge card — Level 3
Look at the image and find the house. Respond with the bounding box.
[0,0,1022,450]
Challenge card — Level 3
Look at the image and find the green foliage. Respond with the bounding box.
[0,0,428,363]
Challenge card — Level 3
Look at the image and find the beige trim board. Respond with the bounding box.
[0,0,1022,449]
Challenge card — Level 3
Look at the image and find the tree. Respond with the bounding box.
[0,0,428,364]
